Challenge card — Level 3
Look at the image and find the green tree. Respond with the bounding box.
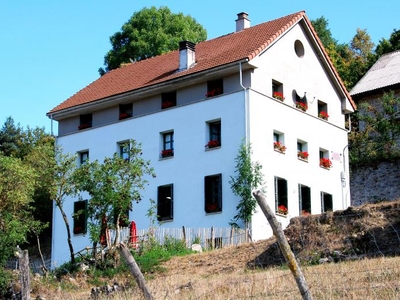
[376,29,400,56]
[99,6,207,75]
[0,116,23,157]
[74,140,155,249]
[229,142,264,230]
[0,155,37,292]
[349,91,400,165]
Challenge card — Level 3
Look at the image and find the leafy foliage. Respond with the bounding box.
[229,142,264,228]
[74,140,155,246]
[349,91,400,165]
[99,6,207,75]
[375,29,400,56]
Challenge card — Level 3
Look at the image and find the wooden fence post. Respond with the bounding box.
[16,247,31,300]
[182,226,187,246]
[253,190,313,300]
[211,226,215,249]
[118,243,153,300]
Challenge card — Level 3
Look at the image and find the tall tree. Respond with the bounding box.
[99,6,207,75]
[229,142,264,230]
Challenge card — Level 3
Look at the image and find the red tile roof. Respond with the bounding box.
[48,11,354,114]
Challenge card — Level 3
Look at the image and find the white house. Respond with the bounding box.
[47,11,356,266]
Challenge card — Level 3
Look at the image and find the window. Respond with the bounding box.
[319,148,332,169]
[119,141,130,160]
[297,140,308,160]
[73,200,87,235]
[206,79,223,97]
[205,174,222,213]
[294,90,308,112]
[161,92,177,109]
[272,80,284,101]
[294,40,305,58]
[318,100,329,120]
[79,151,89,165]
[78,114,92,130]
[206,120,221,149]
[321,192,333,212]
[161,131,174,158]
[119,103,133,120]
[273,131,286,153]
[299,184,311,216]
[157,184,173,221]
[275,177,288,215]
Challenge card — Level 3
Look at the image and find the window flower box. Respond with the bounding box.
[161,149,174,158]
[301,210,311,216]
[78,123,92,130]
[206,203,220,213]
[318,111,329,120]
[119,112,132,120]
[206,140,220,149]
[273,91,285,101]
[320,158,332,169]
[274,141,286,153]
[297,151,309,160]
[277,205,288,215]
[206,88,222,98]
[295,101,308,112]
[162,101,175,109]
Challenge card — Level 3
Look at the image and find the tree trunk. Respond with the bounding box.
[253,190,313,300]
[36,233,48,275]
[118,243,153,300]
[57,203,75,264]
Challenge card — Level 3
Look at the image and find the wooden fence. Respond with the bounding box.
[108,226,248,250]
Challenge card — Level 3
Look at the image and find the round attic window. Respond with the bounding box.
[294,40,305,57]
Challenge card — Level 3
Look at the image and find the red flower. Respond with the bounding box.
[320,158,332,169]
[298,151,309,159]
[206,140,220,148]
[119,112,131,120]
[78,123,91,130]
[318,111,329,120]
[161,149,174,157]
[274,141,286,153]
[296,101,308,111]
[206,88,222,98]
[162,101,175,109]
[277,205,288,215]
[273,91,285,100]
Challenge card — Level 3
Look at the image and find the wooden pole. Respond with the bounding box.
[253,190,313,300]
[118,243,153,300]
[182,226,187,246]
[16,247,31,300]
[211,226,215,250]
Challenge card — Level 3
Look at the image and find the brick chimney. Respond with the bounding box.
[179,41,196,70]
[236,12,250,32]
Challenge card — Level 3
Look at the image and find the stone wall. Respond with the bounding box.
[350,159,400,206]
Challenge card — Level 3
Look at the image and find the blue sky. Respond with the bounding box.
[1,1,398,134]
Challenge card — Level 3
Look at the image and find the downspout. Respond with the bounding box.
[239,62,249,144]
[341,114,352,209]
[50,114,54,136]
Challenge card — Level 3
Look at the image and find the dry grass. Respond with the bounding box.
[31,199,400,299]
[33,255,400,299]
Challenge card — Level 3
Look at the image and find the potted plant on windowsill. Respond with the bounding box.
[301,210,311,216]
[277,205,288,216]
[295,101,308,112]
[320,158,332,169]
[206,140,220,149]
[318,111,329,120]
[119,112,132,120]
[297,151,309,160]
[161,149,174,158]
[162,101,175,109]
[274,141,286,153]
[78,123,92,130]
[206,203,220,213]
[273,91,285,101]
[205,88,222,98]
